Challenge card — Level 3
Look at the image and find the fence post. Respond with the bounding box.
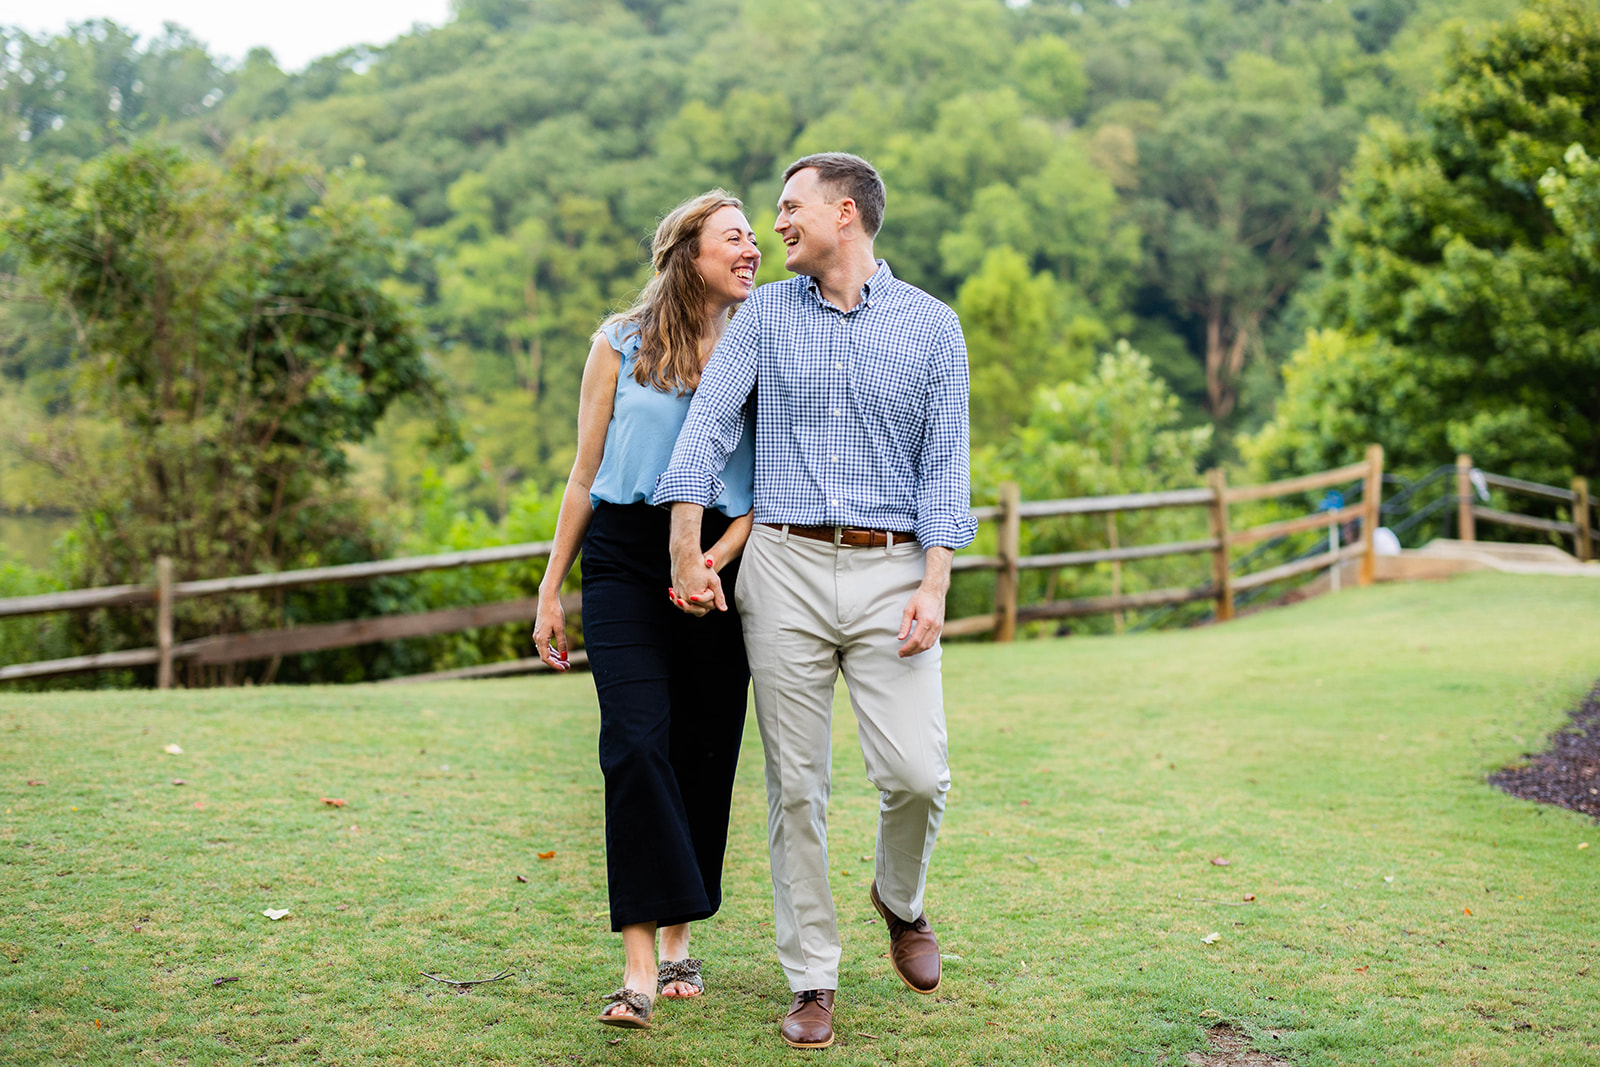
[1106,512,1125,634]
[1206,468,1234,622]
[1574,476,1592,563]
[1456,453,1476,542]
[156,556,174,690]
[1360,443,1384,586]
[994,482,1021,642]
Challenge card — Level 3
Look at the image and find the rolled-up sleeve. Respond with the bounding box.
[653,298,761,508]
[914,316,978,550]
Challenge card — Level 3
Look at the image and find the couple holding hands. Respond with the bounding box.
[533,152,976,1050]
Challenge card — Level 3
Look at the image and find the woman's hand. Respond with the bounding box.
[533,593,570,671]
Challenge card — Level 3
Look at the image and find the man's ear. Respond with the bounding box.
[835,196,858,232]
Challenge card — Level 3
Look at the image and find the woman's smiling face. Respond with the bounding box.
[693,204,761,307]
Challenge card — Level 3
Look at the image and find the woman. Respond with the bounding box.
[533,190,760,1030]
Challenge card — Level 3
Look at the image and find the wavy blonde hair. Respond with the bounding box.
[599,189,744,393]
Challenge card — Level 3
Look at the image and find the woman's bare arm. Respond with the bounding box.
[533,335,621,669]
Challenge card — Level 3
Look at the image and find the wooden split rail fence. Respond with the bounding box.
[1454,453,1594,562]
[946,443,1385,638]
[1,446,1388,686]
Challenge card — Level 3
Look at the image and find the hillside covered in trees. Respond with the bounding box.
[6,0,1598,685]
[2,0,1533,512]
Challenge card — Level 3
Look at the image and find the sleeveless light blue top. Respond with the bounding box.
[589,322,755,517]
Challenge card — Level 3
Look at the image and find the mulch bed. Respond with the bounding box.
[1489,680,1600,822]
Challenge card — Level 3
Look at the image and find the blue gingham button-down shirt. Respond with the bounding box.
[654,261,978,550]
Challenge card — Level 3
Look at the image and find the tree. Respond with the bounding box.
[962,342,1213,629]
[1136,52,1358,427]
[955,247,1099,444]
[1250,0,1600,484]
[2,140,454,616]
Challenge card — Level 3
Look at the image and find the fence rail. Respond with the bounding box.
[3,447,1399,686]
[1456,454,1594,561]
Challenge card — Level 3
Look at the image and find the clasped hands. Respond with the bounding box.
[665,542,949,659]
[667,547,727,616]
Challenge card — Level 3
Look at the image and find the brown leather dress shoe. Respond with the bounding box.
[870,881,941,993]
[781,989,835,1049]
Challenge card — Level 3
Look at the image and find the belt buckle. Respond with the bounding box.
[832,526,844,547]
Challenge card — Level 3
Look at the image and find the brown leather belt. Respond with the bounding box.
[762,523,917,548]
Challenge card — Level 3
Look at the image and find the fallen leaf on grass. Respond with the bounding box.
[857,1032,880,1040]
[1355,965,1369,973]
[515,875,528,883]
[1201,932,1221,945]
[262,909,290,921]
[163,744,183,755]
[1463,907,1472,916]
[172,779,187,786]
[26,779,44,786]
[1210,857,1230,867]
[192,801,205,810]
[319,798,347,808]
[213,976,240,986]
[334,904,349,911]
[1580,842,1590,850]
[537,851,556,860]
[607,1038,622,1045]
[1242,894,1256,902]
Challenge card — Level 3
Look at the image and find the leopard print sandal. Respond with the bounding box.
[656,958,705,999]
[597,987,653,1029]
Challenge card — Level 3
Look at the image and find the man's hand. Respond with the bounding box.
[667,502,724,616]
[896,585,946,657]
[670,549,725,616]
[897,546,952,657]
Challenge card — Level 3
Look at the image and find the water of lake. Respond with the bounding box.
[0,515,73,570]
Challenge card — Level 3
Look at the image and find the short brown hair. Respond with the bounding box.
[783,152,886,238]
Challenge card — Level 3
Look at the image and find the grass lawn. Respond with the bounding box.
[3,572,1598,1066]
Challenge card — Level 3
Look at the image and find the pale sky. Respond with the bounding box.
[0,1,457,72]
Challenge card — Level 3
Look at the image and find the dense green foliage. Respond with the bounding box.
[0,141,457,677]
[1248,0,1600,485]
[10,0,1597,684]
[1,0,1530,514]
[958,342,1214,625]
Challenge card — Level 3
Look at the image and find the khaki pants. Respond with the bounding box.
[735,523,950,992]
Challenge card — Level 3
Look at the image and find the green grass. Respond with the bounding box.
[3,572,1598,1066]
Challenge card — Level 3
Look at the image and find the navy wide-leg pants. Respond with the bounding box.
[581,502,749,931]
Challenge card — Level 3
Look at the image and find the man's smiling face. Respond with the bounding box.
[774,167,839,277]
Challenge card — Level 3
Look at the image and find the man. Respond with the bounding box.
[654,152,976,1050]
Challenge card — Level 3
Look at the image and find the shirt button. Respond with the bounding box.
[830,456,838,463]
[831,500,839,506]
[835,362,843,369]
[832,409,841,416]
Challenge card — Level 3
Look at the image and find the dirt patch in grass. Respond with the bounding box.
[1490,680,1600,822]
[1183,1025,1293,1066]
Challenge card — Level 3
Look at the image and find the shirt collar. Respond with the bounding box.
[803,259,894,311]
